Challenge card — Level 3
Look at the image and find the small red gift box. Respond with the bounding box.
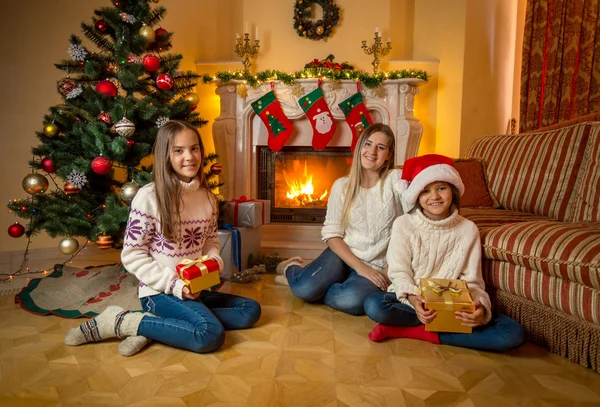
[176,256,221,293]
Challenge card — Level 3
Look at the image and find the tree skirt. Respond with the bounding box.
[15,264,142,318]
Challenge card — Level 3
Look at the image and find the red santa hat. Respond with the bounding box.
[401,154,464,208]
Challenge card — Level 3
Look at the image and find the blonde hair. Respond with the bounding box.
[152,120,215,241]
[340,123,396,229]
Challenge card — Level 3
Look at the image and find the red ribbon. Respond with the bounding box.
[356,81,362,93]
[231,196,265,226]
[318,78,323,88]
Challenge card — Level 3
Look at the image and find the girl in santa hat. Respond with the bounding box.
[364,154,525,351]
[275,123,405,315]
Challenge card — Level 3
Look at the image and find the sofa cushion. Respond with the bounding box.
[466,123,591,220]
[482,261,599,325]
[461,208,552,230]
[454,158,500,208]
[568,124,600,222]
[480,220,600,290]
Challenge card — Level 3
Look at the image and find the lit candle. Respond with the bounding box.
[375,26,379,34]
[245,21,249,34]
[388,36,391,43]
[255,27,259,40]
[236,33,240,39]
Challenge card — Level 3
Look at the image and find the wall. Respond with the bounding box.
[0,0,521,252]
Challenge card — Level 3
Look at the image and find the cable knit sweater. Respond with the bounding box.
[387,208,492,324]
[121,178,220,301]
[321,169,405,271]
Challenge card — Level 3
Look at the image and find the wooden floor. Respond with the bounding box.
[0,252,599,406]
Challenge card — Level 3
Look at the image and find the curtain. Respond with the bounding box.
[520,0,600,132]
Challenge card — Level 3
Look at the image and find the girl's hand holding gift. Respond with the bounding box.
[182,285,201,301]
[455,300,485,327]
[408,295,437,324]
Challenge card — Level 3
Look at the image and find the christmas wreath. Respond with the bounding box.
[294,0,340,41]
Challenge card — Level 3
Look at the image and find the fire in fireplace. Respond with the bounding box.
[258,146,352,223]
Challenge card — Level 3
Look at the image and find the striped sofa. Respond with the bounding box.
[462,121,600,371]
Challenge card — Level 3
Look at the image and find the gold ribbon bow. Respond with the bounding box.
[179,255,211,275]
[423,280,463,306]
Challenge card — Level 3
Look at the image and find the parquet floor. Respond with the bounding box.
[1,267,599,406]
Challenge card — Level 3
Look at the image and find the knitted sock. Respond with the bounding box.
[274,275,289,286]
[276,256,303,275]
[64,306,144,346]
[368,324,440,344]
[118,336,149,357]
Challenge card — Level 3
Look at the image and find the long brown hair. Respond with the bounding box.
[341,123,396,229]
[152,120,215,241]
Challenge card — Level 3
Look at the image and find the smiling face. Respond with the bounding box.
[418,181,454,220]
[169,128,203,182]
[360,131,392,172]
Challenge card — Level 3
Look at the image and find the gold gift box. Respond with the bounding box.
[420,278,475,334]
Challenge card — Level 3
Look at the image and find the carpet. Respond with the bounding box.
[16,264,143,318]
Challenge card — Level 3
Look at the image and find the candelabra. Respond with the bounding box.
[234,33,260,73]
[361,32,392,74]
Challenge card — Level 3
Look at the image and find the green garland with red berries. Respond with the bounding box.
[294,0,340,41]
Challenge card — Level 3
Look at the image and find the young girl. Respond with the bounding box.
[364,154,525,351]
[275,123,405,316]
[65,120,261,355]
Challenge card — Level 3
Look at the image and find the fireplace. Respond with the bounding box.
[257,146,352,223]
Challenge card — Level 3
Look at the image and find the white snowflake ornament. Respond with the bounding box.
[67,44,87,61]
[67,170,88,189]
[66,86,83,99]
[120,13,136,24]
[155,116,170,127]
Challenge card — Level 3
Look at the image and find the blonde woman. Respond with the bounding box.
[276,123,406,315]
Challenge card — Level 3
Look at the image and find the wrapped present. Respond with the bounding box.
[218,225,261,279]
[223,196,270,228]
[420,278,476,333]
[176,256,221,294]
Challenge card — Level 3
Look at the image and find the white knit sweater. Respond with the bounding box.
[321,169,405,271]
[387,209,492,324]
[121,178,220,300]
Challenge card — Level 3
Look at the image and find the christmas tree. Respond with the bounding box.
[7,0,221,260]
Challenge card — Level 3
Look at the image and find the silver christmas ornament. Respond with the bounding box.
[59,237,79,255]
[22,173,49,195]
[115,117,136,137]
[120,182,141,204]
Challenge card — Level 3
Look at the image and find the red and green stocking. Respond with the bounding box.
[251,91,293,152]
[338,92,373,152]
[299,87,337,150]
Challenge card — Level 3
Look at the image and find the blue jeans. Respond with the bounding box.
[137,290,261,353]
[364,291,526,351]
[286,248,382,315]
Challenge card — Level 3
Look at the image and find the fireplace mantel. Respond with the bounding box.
[211,78,425,199]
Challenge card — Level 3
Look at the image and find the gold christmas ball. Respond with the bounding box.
[22,173,49,195]
[139,25,156,43]
[59,237,79,255]
[120,182,140,204]
[43,123,59,137]
[183,92,200,106]
[115,117,136,137]
[96,234,113,249]
[298,25,303,31]
[316,26,324,35]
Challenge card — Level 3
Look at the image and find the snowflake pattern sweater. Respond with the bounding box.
[121,178,220,300]
[321,169,405,271]
[386,208,492,324]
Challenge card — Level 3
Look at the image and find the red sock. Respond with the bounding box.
[368,324,440,344]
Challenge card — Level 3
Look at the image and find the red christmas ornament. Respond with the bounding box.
[95,80,118,97]
[210,163,222,175]
[98,111,113,126]
[40,157,57,173]
[142,54,160,72]
[57,77,77,97]
[126,139,135,147]
[64,183,80,196]
[156,73,173,90]
[8,222,25,238]
[155,27,168,38]
[91,156,113,175]
[96,234,114,249]
[94,20,109,34]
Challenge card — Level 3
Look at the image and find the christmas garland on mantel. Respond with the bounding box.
[201,68,428,89]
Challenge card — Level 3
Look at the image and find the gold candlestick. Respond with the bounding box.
[234,33,260,73]
[361,33,392,74]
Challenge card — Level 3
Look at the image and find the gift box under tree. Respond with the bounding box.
[420,278,476,333]
[218,226,261,279]
[222,196,270,228]
[176,257,221,293]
